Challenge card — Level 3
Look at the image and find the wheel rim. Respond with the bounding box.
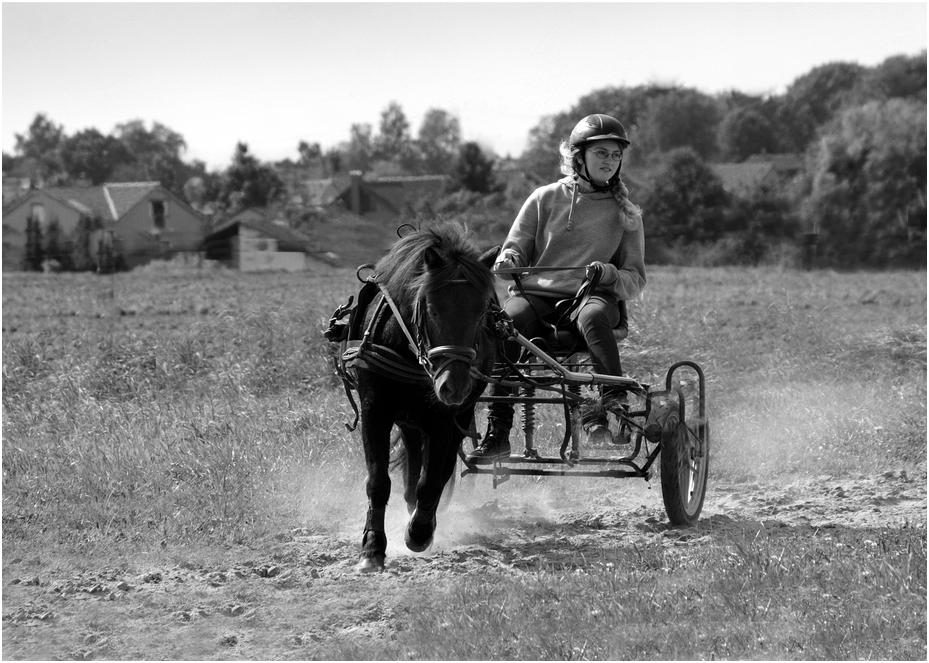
[678,424,705,516]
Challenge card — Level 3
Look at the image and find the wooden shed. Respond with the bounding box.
[203,209,314,272]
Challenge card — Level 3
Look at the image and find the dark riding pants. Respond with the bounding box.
[488,293,623,431]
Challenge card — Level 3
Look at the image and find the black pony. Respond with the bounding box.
[343,225,498,572]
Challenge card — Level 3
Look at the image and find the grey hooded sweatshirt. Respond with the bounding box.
[496,176,646,301]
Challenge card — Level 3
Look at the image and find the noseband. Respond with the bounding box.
[378,277,483,383]
[411,287,479,379]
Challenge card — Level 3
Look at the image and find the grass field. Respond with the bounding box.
[2,262,926,659]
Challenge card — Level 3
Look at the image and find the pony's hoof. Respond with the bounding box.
[405,509,436,552]
[356,555,385,573]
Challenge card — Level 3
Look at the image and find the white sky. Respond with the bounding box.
[3,2,926,170]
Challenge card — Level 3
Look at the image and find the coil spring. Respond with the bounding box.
[522,385,536,451]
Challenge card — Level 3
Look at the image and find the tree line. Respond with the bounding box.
[4,51,925,268]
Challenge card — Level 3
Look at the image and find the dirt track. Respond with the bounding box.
[3,466,924,660]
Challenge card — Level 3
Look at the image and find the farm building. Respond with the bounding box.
[1,181,206,271]
[303,171,448,222]
[710,154,804,198]
[202,209,316,272]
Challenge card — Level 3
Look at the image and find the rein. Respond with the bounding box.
[341,272,484,388]
[377,276,479,380]
[328,259,495,434]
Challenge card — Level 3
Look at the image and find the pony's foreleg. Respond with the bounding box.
[357,393,395,573]
[404,415,468,552]
[396,424,423,515]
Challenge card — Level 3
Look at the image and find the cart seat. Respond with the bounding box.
[531,301,628,357]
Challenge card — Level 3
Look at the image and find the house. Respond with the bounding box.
[2,176,30,208]
[1,181,205,271]
[710,154,804,198]
[202,208,316,272]
[304,171,448,222]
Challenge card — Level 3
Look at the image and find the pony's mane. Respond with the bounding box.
[375,225,493,303]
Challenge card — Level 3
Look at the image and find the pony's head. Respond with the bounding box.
[375,225,498,406]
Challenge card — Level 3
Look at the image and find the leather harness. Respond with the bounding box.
[324,266,488,430]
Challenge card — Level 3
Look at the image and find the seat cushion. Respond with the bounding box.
[532,323,628,356]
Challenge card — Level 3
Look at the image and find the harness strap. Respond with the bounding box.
[343,341,433,385]
[340,377,361,432]
[374,280,421,359]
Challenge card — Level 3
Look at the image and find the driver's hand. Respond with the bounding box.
[586,261,605,280]
[493,251,520,278]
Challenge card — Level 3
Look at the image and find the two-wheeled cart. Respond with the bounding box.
[460,267,710,526]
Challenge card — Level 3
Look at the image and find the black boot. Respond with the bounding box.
[602,387,628,414]
[466,423,512,464]
[602,388,631,445]
[581,403,612,447]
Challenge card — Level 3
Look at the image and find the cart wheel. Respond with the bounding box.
[659,403,709,526]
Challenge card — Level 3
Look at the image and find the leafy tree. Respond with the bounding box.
[778,62,866,151]
[44,218,66,269]
[72,215,103,271]
[642,147,729,243]
[373,101,416,167]
[718,107,779,161]
[3,152,17,173]
[182,176,208,208]
[453,142,498,194]
[726,188,802,265]
[112,119,189,192]
[521,85,665,180]
[417,108,461,175]
[14,113,66,184]
[297,140,322,167]
[851,51,927,104]
[24,214,43,271]
[60,128,131,184]
[639,88,723,160]
[806,98,927,267]
[345,123,374,171]
[324,147,344,175]
[218,142,285,214]
[520,114,563,183]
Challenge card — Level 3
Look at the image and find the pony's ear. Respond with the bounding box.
[479,246,501,269]
[424,246,444,271]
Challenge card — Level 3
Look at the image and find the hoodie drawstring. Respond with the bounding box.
[566,181,580,231]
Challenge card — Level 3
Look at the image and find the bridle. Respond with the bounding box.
[371,275,485,383]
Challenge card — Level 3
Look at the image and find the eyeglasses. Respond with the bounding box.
[590,148,624,162]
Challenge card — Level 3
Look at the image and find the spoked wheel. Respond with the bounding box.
[659,398,710,526]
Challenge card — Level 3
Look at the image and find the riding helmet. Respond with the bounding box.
[569,114,631,150]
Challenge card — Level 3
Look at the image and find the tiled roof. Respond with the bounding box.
[368,175,447,184]
[364,178,442,213]
[304,176,352,207]
[710,163,775,194]
[38,181,161,221]
[104,182,161,219]
[746,153,803,171]
[41,186,113,219]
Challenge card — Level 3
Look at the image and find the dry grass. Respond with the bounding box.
[2,263,925,659]
[392,525,926,660]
